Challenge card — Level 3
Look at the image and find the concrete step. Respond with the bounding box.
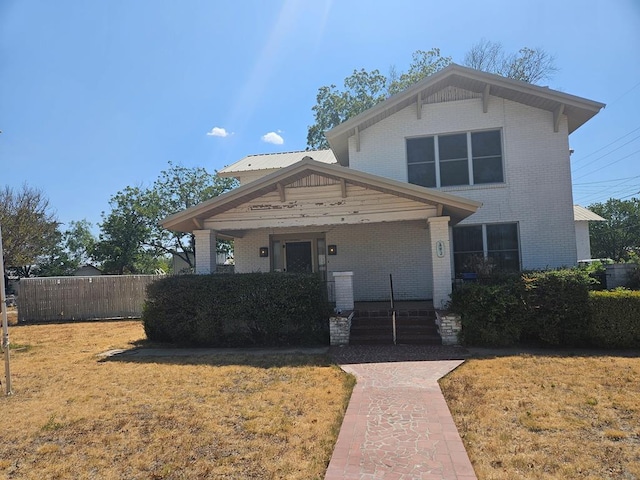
[349,315,441,346]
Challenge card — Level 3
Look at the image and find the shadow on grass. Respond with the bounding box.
[101,344,335,369]
[466,345,640,360]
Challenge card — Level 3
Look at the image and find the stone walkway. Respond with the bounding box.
[326,346,477,480]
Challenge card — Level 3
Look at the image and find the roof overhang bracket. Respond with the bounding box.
[482,84,491,113]
[340,179,347,198]
[354,126,360,152]
[436,203,444,216]
[553,103,565,132]
[277,183,286,202]
[417,92,423,119]
[192,218,203,229]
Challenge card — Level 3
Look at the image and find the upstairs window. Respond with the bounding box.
[407,129,503,188]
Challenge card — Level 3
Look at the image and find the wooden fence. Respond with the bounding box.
[18,275,163,322]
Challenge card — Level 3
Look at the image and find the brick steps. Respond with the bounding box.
[349,315,441,346]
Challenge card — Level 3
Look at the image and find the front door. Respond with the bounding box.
[285,241,313,273]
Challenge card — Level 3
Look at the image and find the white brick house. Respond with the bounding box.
[162,64,604,308]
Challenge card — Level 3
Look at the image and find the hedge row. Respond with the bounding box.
[142,273,331,347]
[449,270,640,349]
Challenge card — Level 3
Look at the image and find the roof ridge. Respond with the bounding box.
[247,149,329,158]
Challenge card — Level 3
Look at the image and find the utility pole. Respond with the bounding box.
[0,225,13,395]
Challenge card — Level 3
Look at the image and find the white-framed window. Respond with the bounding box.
[452,222,520,275]
[407,129,504,188]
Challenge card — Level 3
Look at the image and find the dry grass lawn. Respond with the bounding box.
[0,321,354,479]
[440,354,640,480]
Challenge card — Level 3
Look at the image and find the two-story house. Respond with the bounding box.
[162,64,604,309]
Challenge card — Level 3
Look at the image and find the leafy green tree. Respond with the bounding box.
[63,219,96,267]
[93,186,152,274]
[306,43,557,149]
[94,163,237,274]
[0,184,60,277]
[144,162,237,269]
[588,198,640,261]
[307,48,450,149]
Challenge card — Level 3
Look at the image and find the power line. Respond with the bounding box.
[574,174,640,186]
[573,149,640,181]
[571,125,640,164]
[572,134,640,172]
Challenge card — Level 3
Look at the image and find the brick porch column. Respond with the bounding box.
[194,229,217,274]
[428,216,452,310]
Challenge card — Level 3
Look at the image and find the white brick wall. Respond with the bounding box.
[349,96,578,270]
[234,230,270,273]
[326,221,432,301]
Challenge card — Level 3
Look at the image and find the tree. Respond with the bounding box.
[307,48,450,150]
[63,219,96,267]
[306,43,557,149]
[0,184,60,277]
[94,163,237,274]
[143,162,237,269]
[588,198,640,261]
[93,186,152,274]
[464,39,558,84]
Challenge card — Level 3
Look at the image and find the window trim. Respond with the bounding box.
[407,128,504,188]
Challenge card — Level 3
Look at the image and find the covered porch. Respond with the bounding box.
[161,158,481,309]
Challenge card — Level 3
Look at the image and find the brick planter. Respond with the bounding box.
[435,311,462,345]
[329,311,354,346]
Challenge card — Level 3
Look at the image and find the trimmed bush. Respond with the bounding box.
[521,269,593,346]
[449,269,594,347]
[449,281,525,347]
[143,273,331,347]
[588,290,640,349]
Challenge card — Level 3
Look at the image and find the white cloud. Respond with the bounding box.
[261,131,284,145]
[206,127,230,137]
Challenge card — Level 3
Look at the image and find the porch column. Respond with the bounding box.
[428,216,452,310]
[194,229,217,274]
[333,271,354,312]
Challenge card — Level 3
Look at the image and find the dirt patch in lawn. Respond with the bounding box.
[440,353,640,480]
[0,321,353,479]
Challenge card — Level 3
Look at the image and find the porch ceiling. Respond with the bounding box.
[161,158,481,233]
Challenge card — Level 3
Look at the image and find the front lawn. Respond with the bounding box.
[0,321,353,479]
[440,354,640,479]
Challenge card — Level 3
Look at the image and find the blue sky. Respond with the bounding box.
[1,0,639,234]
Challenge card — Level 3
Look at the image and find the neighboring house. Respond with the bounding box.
[162,64,604,308]
[573,205,606,261]
[73,265,103,276]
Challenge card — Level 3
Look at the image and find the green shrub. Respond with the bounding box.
[588,290,640,348]
[521,269,593,346]
[143,273,331,347]
[449,281,526,347]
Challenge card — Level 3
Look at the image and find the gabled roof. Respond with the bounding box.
[326,63,605,166]
[218,149,336,176]
[574,205,606,222]
[162,157,481,233]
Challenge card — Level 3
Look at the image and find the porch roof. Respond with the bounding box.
[162,157,481,233]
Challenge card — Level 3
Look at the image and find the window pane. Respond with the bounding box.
[488,251,520,271]
[438,133,467,160]
[408,162,436,187]
[407,137,435,164]
[453,226,483,252]
[472,130,501,157]
[454,253,483,275]
[473,156,504,184]
[486,224,518,250]
[440,159,469,186]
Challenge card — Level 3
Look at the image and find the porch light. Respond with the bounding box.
[259,247,269,257]
[328,245,337,255]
